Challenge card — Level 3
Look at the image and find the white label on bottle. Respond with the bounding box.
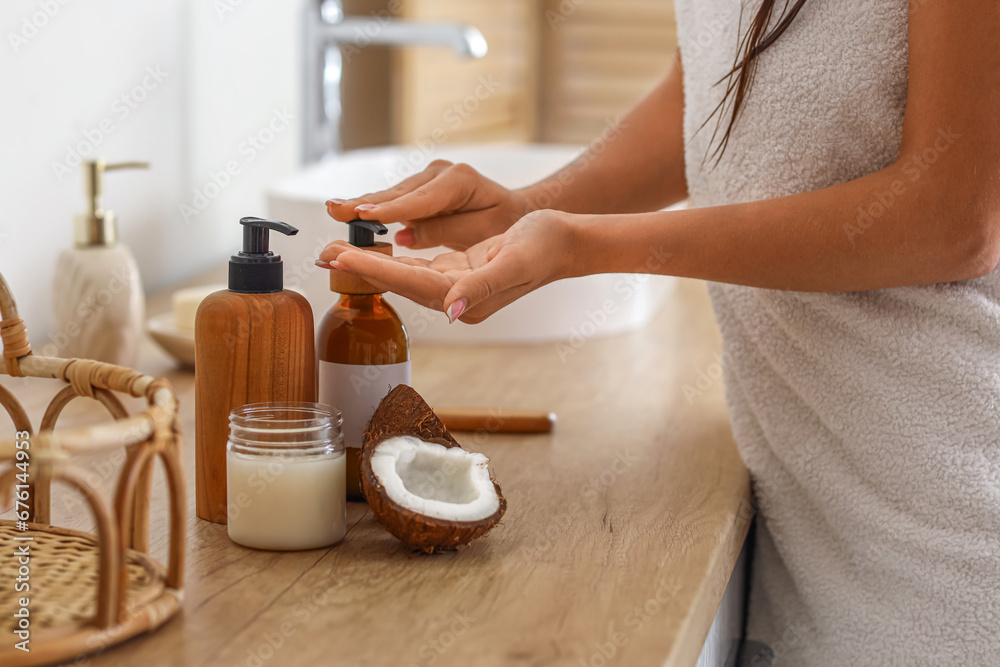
[318,360,411,449]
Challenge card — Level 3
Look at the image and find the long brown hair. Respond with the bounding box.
[701,0,809,166]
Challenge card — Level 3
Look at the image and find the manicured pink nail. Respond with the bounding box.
[316,259,354,271]
[395,228,415,247]
[355,203,378,212]
[326,198,347,205]
[446,298,467,324]
[315,259,353,271]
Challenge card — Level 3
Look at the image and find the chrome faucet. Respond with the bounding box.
[302,0,488,164]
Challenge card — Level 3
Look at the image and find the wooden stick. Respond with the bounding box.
[434,407,556,434]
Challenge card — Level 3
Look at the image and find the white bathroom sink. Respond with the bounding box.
[267,143,676,343]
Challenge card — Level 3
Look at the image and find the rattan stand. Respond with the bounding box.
[0,272,185,666]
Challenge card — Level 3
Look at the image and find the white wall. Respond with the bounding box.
[0,0,303,348]
[183,0,302,282]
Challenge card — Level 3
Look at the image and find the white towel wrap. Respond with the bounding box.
[674,1,1000,664]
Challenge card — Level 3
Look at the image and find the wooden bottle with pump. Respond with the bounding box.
[195,217,316,524]
[317,220,410,501]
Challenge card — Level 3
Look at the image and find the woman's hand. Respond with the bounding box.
[325,160,533,251]
[318,210,579,323]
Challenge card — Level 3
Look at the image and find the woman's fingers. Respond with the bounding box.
[320,240,450,270]
[325,159,521,253]
[318,242,534,323]
[318,240,354,263]
[325,161,452,222]
[459,284,537,324]
[333,249,453,311]
[353,164,500,225]
[442,245,530,321]
[399,210,505,251]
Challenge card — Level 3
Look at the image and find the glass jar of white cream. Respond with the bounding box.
[227,402,346,550]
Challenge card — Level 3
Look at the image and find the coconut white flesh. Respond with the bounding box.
[370,436,500,522]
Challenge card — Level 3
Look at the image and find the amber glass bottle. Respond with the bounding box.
[318,293,408,499]
[317,220,410,500]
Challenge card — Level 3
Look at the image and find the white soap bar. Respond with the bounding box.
[172,284,226,331]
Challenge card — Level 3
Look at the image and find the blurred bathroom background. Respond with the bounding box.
[0,0,676,346]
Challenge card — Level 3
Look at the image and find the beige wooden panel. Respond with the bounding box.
[393,0,538,145]
[540,0,677,143]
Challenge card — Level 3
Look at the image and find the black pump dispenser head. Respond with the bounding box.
[347,219,387,247]
[229,216,298,294]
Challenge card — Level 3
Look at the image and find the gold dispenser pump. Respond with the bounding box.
[54,157,149,366]
[75,159,149,248]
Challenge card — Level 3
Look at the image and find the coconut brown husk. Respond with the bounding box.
[361,385,506,553]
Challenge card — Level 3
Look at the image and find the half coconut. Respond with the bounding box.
[361,385,506,552]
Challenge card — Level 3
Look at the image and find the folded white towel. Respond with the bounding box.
[674,1,1000,665]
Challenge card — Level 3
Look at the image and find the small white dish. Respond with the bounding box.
[147,312,196,368]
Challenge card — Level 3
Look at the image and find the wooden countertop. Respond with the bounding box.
[2,278,750,667]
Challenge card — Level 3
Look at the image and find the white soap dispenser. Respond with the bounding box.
[52,159,148,366]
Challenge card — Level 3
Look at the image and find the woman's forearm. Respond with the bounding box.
[568,158,998,292]
[518,52,688,217]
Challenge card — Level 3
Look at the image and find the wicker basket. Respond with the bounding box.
[0,272,185,666]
